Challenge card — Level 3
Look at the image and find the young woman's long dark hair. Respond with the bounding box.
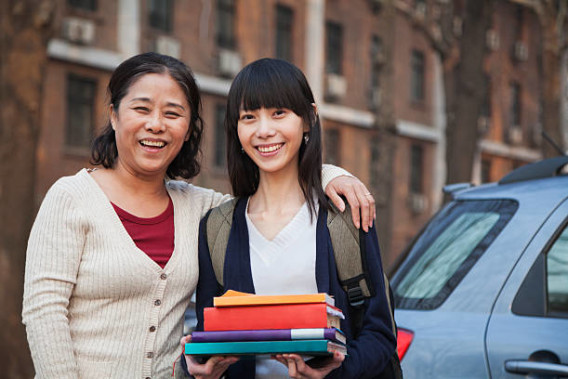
[225,58,327,217]
[90,52,204,179]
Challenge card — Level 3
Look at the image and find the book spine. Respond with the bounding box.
[192,329,291,342]
[204,303,340,331]
[192,328,343,343]
[214,293,333,307]
[185,339,346,356]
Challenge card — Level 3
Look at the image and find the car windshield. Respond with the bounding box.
[392,199,518,310]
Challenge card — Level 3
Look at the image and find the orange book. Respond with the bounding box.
[204,303,344,331]
[213,290,335,307]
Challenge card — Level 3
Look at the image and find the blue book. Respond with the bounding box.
[185,339,347,356]
[191,328,346,344]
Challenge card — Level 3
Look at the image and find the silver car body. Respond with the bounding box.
[392,160,568,379]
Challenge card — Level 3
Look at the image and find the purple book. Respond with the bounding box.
[191,328,346,344]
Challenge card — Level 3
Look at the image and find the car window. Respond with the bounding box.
[393,200,518,310]
[547,224,568,314]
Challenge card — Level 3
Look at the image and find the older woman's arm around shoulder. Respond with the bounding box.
[22,182,87,378]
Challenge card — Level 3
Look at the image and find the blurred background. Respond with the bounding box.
[1,0,566,376]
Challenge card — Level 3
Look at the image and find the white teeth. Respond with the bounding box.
[140,140,165,148]
[258,144,282,153]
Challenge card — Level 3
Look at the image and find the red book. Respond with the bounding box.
[204,303,344,331]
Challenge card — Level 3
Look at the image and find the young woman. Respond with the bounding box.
[185,58,396,379]
[22,53,374,378]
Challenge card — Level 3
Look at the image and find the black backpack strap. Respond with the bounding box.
[327,201,374,310]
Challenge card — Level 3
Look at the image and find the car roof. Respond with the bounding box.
[450,156,568,207]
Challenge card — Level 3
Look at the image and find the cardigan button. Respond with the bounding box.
[154,299,162,306]
[149,326,156,332]
[146,352,154,359]
[160,273,167,280]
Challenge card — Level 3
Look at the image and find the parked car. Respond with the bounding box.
[391,156,568,378]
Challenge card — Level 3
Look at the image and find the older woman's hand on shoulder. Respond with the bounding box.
[326,175,376,232]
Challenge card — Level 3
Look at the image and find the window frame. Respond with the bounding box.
[65,74,97,151]
[512,218,568,319]
[213,103,227,169]
[392,199,519,310]
[217,0,236,49]
[275,4,294,62]
[68,0,97,12]
[148,0,174,33]
[410,49,425,102]
[325,21,343,75]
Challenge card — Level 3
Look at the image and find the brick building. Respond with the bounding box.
[36,0,553,268]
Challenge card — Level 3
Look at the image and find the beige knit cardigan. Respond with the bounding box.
[22,166,345,378]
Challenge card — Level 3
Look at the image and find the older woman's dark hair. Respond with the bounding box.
[91,52,203,179]
[225,58,326,216]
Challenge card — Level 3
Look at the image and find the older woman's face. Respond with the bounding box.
[110,73,190,179]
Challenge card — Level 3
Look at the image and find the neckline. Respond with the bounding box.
[245,197,313,244]
[111,197,173,225]
[81,168,178,272]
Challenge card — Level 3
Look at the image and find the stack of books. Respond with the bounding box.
[185,290,347,356]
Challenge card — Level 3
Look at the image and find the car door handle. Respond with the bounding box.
[505,360,568,376]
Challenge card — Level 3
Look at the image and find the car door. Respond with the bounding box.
[486,198,568,378]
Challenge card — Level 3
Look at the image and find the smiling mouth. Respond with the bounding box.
[257,143,283,153]
[140,140,166,148]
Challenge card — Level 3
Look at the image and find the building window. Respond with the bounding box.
[325,129,340,165]
[326,22,343,74]
[410,144,424,194]
[214,104,227,169]
[369,35,383,109]
[481,76,492,117]
[481,158,492,183]
[370,135,380,189]
[275,4,294,61]
[68,0,97,11]
[66,75,96,149]
[410,50,425,102]
[149,0,173,33]
[510,82,521,127]
[217,0,236,49]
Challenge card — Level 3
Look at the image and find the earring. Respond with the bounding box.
[241,147,245,153]
[304,134,310,144]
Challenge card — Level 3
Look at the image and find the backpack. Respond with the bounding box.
[203,198,403,379]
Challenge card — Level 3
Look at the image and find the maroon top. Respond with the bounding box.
[112,197,174,268]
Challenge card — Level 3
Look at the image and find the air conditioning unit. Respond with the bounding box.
[477,116,490,134]
[514,41,528,62]
[508,127,523,145]
[414,2,427,20]
[325,74,347,101]
[486,30,500,51]
[408,193,427,214]
[374,50,387,66]
[218,49,242,77]
[154,36,181,59]
[369,87,381,109]
[62,17,95,45]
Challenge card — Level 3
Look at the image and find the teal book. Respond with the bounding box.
[185,339,347,356]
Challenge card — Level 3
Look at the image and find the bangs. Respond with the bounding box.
[235,60,312,117]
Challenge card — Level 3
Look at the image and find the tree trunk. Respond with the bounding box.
[0,1,55,377]
[445,0,494,185]
[372,1,397,270]
[539,3,566,157]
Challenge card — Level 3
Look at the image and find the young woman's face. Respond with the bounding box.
[237,106,308,176]
[110,73,190,179]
